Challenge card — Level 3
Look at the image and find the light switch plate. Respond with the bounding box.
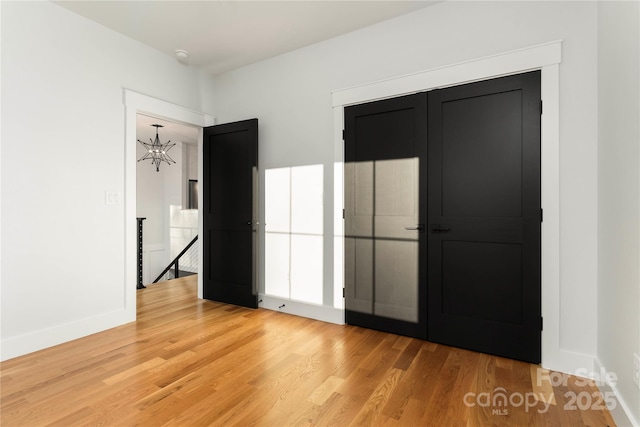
[105,192,121,205]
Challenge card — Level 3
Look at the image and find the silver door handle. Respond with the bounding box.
[404,224,424,232]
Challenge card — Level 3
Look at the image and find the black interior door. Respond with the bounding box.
[344,94,428,339]
[427,71,541,363]
[203,119,258,308]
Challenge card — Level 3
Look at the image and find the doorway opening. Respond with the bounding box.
[124,89,215,316]
[136,114,201,287]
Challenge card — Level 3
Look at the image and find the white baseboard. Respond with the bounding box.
[0,308,134,362]
[258,295,344,325]
[594,358,639,427]
[542,348,595,378]
[541,349,638,425]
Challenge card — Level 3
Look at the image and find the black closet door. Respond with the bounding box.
[344,93,428,339]
[427,71,542,363]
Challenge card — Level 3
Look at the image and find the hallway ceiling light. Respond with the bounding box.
[137,124,176,172]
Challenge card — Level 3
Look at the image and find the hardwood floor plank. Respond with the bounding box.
[0,276,618,426]
[349,367,403,426]
[381,343,438,421]
[308,375,345,406]
[103,357,167,385]
[530,365,558,407]
[392,338,422,371]
[426,348,480,426]
[409,344,450,411]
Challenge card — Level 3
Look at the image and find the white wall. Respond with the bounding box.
[597,1,640,425]
[0,1,206,360]
[206,0,599,368]
[168,144,198,273]
[136,138,167,284]
[136,125,167,247]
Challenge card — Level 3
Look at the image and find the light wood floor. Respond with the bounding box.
[1,276,616,426]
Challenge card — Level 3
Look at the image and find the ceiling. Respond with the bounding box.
[54,0,439,75]
[137,113,199,146]
[57,1,439,141]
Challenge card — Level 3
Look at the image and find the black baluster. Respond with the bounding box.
[137,217,146,289]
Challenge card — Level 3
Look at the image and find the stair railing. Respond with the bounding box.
[153,235,199,284]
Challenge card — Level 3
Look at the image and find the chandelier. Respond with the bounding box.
[137,124,176,172]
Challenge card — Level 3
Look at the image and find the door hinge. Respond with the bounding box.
[342,288,345,298]
[540,100,543,115]
[540,316,544,331]
[343,209,345,219]
[342,129,346,140]
[540,208,543,223]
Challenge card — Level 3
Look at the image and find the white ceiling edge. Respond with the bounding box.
[53,1,441,75]
[137,113,200,146]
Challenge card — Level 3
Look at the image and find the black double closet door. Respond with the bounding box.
[344,71,542,363]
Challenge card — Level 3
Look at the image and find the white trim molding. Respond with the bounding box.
[259,294,344,325]
[332,41,586,376]
[332,41,562,107]
[594,358,639,427]
[123,89,215,308]
[0,309,134,361]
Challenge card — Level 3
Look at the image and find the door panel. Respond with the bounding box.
[441,91,523,218]
[345,237,373,314]
[373,158,419,323]
[374,238,418,323]
[344,94,427,339]
[427,71,541,363]
[441,240,522,324]
[203,119,258,308]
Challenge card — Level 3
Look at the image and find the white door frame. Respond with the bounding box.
[123,90,215,316]
[332,41,587,374]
